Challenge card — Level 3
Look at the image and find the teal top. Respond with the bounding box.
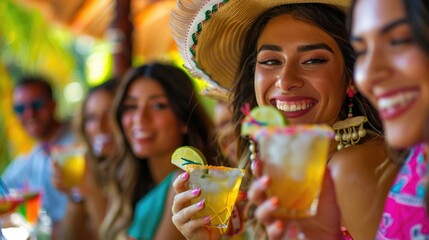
[127,171,177,240]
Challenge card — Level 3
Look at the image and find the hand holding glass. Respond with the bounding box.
[51,144,86,188]
[254,125,333,239]
[187,165,244,229]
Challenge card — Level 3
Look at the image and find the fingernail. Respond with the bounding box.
[181,172,189,180]
[191,188,201,196]
[204,215,211,223]
[260,176,270,187]
[271,197,279,207]
[197,199,205,208]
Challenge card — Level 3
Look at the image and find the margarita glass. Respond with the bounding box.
[51,144,86,188]
[254,124,333,218]
[0,196,24,239]
[186,165,244,229]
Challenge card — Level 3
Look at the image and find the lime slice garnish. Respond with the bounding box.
[171,146,207,171]
[241,105,288,136]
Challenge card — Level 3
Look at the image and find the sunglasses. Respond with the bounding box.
[13,99,46,115]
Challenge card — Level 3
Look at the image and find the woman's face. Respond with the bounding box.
[84,89,115,157]
[254,14,347,126]
[120,77,186,159]
[351,0,429,148]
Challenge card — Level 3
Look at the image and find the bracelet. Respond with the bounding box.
[69,189,85,204]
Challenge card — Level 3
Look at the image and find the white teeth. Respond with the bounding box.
[275,100,313,112]
[133,131,152,138]
[378,91,418,111]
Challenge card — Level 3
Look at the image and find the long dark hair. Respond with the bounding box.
[101,62,220,239]
[231,3,383,186]
[349,0,429,210]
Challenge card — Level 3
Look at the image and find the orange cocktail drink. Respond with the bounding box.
[254,124,333,218]
[187,165,244,229]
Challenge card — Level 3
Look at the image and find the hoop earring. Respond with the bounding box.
[332,88,367,150]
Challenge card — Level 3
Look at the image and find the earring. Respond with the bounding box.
[249,139,257,161]
[332,88,368,150]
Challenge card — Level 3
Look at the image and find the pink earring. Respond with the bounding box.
[332,87,368,150]
[347,88,354,118]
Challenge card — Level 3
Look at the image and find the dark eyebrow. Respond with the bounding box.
[350,18,409,42]
[297,43,334,53]
[381,18,408,34]
[257,43,333,53]
[258,44,282,53]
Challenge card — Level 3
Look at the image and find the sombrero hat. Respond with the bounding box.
[170,0,351,91]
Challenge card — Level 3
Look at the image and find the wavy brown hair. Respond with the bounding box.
[100,62,221,239]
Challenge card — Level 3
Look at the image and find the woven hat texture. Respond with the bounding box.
[170,0,350,90]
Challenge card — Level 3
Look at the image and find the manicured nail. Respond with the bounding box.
[271,197,279,207]
[191,188,201,196]
[204,215,211,223]
[181,172,189,180]
[260,176,270,187]
[197,199,205,208]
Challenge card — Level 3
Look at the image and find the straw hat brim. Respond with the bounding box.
[171,0,351,90]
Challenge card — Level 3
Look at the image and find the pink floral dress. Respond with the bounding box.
[377,144,429,239]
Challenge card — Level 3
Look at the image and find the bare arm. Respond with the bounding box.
[154,178,186,240]
[57,158,107,240]
[328,138,398,240]
[59,201,99,240]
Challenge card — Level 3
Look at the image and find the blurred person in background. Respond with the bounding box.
[100,62,222,240]
[201,86,238,166]
[1,75,74,239]
[52,79,118,239]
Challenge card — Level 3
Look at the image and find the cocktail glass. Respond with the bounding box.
[254,124,333,239]
[51,144,86,188]
[17,192,41,225]
[187,165,245,229]
[0,196,24,239]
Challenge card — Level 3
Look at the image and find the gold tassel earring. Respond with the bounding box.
[332,88,367,150]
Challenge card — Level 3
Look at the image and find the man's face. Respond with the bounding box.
[13,84,56,141]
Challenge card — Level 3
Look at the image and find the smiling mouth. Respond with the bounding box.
[377,90,418,113]
[274,100,315,112]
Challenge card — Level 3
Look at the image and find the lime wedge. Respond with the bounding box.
[241,105,288,136]
[171,146,207,171]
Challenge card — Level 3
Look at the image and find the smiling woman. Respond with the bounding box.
[100,62,222,240]
[350,0,429,238]
[169,0,398,239]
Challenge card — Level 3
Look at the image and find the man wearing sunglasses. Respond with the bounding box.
[2,75,75,239]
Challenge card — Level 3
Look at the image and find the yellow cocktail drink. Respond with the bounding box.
[61,155,85,187]
[187,165,244,228]
[51,145,86,188]
[254,125,333,218]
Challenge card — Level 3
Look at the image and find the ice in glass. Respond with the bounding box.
[254,125,333,218]
[187,165,244,228]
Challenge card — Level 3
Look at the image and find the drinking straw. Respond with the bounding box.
[0,178,9,196]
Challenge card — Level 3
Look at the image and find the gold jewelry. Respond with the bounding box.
[332,87,367,150]
[332,116,367,150]
[249,139,257,161]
